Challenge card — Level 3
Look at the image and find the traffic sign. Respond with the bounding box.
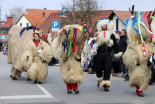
[5,36,8,40]
[52,21,60,32]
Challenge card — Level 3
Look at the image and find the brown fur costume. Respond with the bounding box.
[123,16,152,92]
[8,25,52,82]
[50,25,85,84]
[8,25,35,78]
[22,40,52,82]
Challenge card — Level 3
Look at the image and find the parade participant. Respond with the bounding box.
[50,24,89,94]
[8,25,36,80]
[0,40,2,52]
[95,17,122,91]
[81,43,89,72]
[123,5,154,97]
[3,42,6,55]
[8,25,51,82]
[5,42,8,55]
[118,29,127,79]
[22,33,52,84]
[150,10,155,85]
[88,31,98,74]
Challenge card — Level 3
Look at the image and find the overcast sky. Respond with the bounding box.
[0,0,154,21]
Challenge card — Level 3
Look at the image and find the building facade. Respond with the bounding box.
[0,17,13,41]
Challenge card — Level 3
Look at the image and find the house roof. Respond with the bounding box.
[27,9,61,18]
[90,10,113,28]
[59,10,113,29]
[97,10,113,18]
[113,10,131,24]
[0,23,14,28]
[23,14,44,27]
[39,13,60,37]
[39,10,113,35]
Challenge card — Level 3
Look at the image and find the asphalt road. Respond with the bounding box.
[0,52,155,104]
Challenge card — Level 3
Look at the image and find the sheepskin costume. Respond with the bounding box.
[8,25,36,79]
[123,7,154,97]
[50,24,87,94]
[8,25,52,83]
[151,16,155,52]
[95,18,122,91]
[22,39,52,83]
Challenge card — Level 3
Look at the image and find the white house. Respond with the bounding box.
[109,10,131,33]
[16,14,31,27]
[16,8,60,28]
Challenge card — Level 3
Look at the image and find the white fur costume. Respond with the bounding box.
[22,40,52,82]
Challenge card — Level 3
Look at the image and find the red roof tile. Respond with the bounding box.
[39,10,113,35]
[27,9,61,18]
[24,14,44,27]
[39,13,60,37]
[113,10,131,23]
[0,23,14,28]
[91,10,113,28]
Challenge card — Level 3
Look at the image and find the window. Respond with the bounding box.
[116,19,119,30]
[27,23,29,27]
[20,23,22,26]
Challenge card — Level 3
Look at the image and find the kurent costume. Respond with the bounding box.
[22,38,52,83]
[123,6,155,97]
[95,17,122,91]
[8,25,52,83]
[50,24,89,94]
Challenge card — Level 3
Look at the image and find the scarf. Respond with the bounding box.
[34,40,40,47]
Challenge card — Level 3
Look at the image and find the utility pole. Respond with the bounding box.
[73,0,75,24]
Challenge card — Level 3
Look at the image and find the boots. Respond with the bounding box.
[124,73,129,81]
[34,80,42,84]
[104,85,109,92]
[67,89,72,94]
[66,83,79,94]
[34,80,37,84]
[10,75,18,80]
[73,89,79,94]
[136,86,144,97]
[96,77,103,87]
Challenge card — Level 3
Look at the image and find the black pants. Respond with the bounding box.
[151,68,155,83]
[94,53,112,80]
[112,61,121,73]
[120,57,126,74]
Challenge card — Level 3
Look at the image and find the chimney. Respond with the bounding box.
[42,12,46,19]
[42,8,46,19]
[7,16,13,24]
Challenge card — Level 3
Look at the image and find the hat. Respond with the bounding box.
[99,16,109,20]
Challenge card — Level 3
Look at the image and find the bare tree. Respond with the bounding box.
[9,6,26,23]
[61,0,105,30]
